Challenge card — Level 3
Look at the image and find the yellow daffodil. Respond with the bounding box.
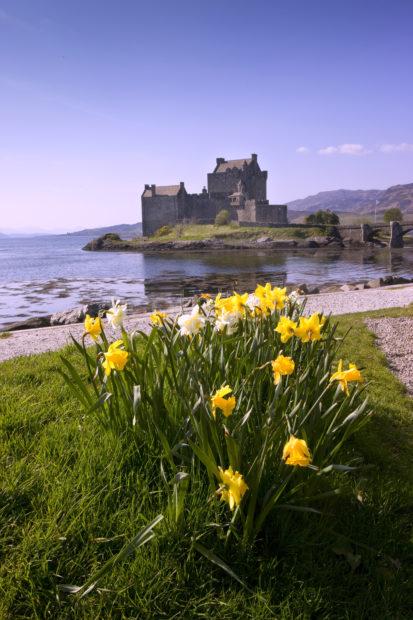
[84,314,102,341]
[230,292,249,314]
[211,385,236,418]
[150,310,167,326]
[215,292,248,317]
[214,292,248,333]
[271,355,295,385]
[200,293,212,299]
[255,283,287,314]
[275,316,297,343]
[282,435,311,467]
[216,466,248,510]
[294,313,326,343]
[102,340,129,376]
[329,359,363,395]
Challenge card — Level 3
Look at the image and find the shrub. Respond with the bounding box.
[383,207,403,223]
[102,232,121,241]
[291,228,307,238]
[305,210,340,227]
[215,209,230,226]
[153,225,173,237]
[62,287,370,559]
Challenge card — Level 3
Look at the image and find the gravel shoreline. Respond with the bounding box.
[1,285,412,363]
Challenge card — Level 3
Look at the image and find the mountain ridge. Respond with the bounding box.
[287,182,413,216]
[66,222,142,238]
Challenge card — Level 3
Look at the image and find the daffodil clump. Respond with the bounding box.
[62,283,370,546]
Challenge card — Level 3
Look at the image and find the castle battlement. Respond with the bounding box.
[141,154,287,236]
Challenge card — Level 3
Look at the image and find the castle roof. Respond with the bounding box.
[143,184,182,197]
[215,158,253,173]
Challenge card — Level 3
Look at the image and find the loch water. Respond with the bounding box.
[1,234,413,328]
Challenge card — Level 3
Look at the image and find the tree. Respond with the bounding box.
[383,207,403,223]
[305,209,340,226]
[215,209,230,226]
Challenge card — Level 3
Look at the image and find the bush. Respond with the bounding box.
[215,209,230,226]
[291,228,307,238]
[63,287,370,562]
[153,225,173,237]
[102,232,121,241]
[383,207,403,223]
[305,209,340,226]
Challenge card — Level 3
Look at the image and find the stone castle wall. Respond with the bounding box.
[207,166,267,202]
[141,155,288,235]
[142,194,188,236]
[189,194,237,222]
[255,203,288,224]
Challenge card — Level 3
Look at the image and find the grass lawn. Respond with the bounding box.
[1,307,412,618]
[136,223,320,243]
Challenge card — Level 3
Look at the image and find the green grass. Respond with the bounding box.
[140,223,320,242]
[1,308,413,618]
[0,332,11,339]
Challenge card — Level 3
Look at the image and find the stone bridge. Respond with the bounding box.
[287,221,413,248]
[358,221,413,248]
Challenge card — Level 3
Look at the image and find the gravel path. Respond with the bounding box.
[365,316,413,395]
[0,309,179,363]
[304,283,413,316]
[0,285,412,363]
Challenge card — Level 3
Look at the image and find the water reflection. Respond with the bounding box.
[0,235,412,328]
[140,247,413,306]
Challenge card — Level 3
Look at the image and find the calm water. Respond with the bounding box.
[1,235,413,328]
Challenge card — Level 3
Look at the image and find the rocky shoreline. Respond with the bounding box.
[2,274,412,333]
[1,284,413,362]
[83,233,382,253]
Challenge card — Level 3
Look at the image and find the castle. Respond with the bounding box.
[141,154,288,236]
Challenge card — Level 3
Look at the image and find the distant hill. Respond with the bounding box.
[287,183,413,217]
[67,222,142,239]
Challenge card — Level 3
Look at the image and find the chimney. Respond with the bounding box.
[251,153,257,161]
[151,184,156,196]
[144,184,150,190]
[216,157,225,165]
[179,181,185,191]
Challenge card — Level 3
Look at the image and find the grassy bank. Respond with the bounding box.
[0,307,412,618]
[84,223,324,252]
[147,223,317,241]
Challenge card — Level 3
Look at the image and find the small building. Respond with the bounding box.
[141,154,288,236]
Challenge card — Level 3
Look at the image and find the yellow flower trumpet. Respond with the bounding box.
[84,314,102,341]
[282,435,312,467]
[275,316,297,343]
[102,340,129,376]
[294,313,326,343]
[330,359,363,395]
[150,310,167,326]
[271,355,295,385]
[216,466,248,510]
[211,385,236,418]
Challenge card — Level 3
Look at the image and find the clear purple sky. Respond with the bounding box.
[1,0,412,232]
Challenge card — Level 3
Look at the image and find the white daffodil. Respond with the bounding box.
[106,298,127,329]
[177,305,205,336]
[245,293,261,312]
[202,298,215,317]
[215,309,240,334]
